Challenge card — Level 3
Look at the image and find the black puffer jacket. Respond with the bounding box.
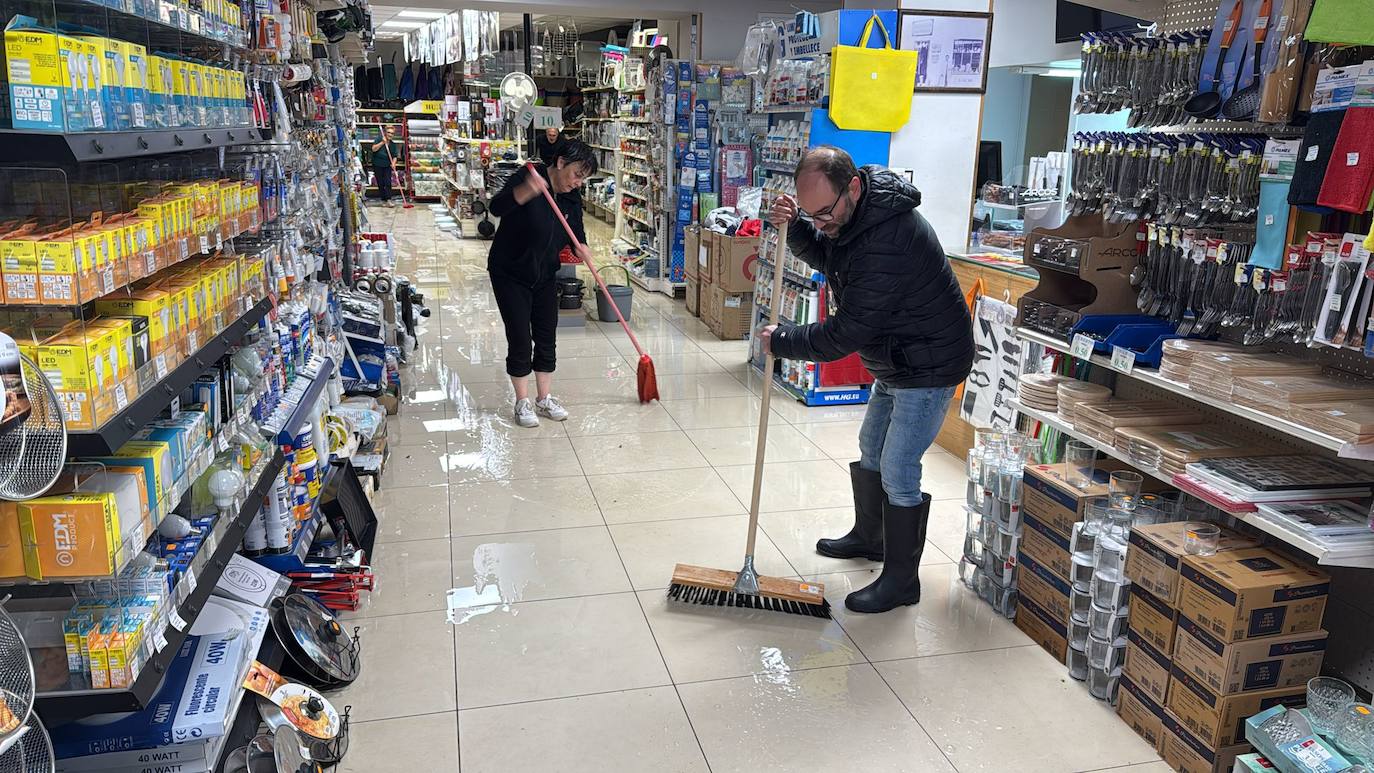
[487,164,586,287]
[770,166,974,389]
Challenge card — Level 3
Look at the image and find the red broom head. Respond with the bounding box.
[636,355,660,403]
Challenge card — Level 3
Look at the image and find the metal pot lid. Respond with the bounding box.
[269,683,341,740]
[277,593,359,682]
[274,726,323,773]
[258,697,350,765]
[246,734,279,773]
[223,745,251,773]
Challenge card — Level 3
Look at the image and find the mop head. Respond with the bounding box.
[636,354,660,403]
[667,564,831,618]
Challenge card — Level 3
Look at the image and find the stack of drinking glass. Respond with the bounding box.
[1065,443,1192,703]
[960,429,1036,619]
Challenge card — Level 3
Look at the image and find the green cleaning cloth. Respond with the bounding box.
[1306,0,1374,45]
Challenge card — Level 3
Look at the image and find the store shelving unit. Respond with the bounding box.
[404,102,443,202]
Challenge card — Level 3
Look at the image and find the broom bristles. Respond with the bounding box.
[667,564,831,619]
[636,354,660,403]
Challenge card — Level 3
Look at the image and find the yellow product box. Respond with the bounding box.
[86,629,110,688]
[136,199,168,249]
[0,502,24,579]
[4,20,89,132]
[148,54,173,127]
[121,40,149,128]
[17,492,121,579]
[97,288,172,356]
[74,35,124,131]
[168,58,189,123]
[106,625,136,688]
[38,331,115,428]
[0,226,40,303]
[86,317,132,384]
[35,229,82,304]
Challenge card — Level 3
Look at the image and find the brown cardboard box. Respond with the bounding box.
[684,226,702,280]
[712,232,760,293]
[1014,596,1067,663]
[1118,674,1167,753]
[1125,522,1259,606]
[1161,712,1253,773]
[1179,548,1329,643]
[1166,665,1305,747]
[1019,510,1072,583]
[1173,615,1327,696]
[1124,629,1173,705]
[1021,459,1163,538]
[705,284,754,340]
[1017,550,1072,626]
[701,230,720,285]
[685,273,701,317]
[1129,584,1180,657]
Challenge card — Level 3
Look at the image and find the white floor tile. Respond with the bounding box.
[609,514,795,591]
[686,424,830,467]
[570,430,709,475]
[588,467,745,524]
[336,713,459,773]
[450,526,632,604]
[452,593,670,708]
[714,460,854,511]
[459,687,708,773]
[331,611,456,722]
[449,476,603,536]
[372,484,452,543]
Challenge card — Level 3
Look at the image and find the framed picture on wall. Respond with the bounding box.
[897,10,992,93]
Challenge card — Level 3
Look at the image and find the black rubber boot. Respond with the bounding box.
[815,462,885,561]
[844,494,930,613]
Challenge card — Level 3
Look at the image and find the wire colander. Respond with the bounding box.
[0,712,54,773]
[0,354,67,501]
[0,603,49,773]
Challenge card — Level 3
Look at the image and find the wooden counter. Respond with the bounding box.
[935,253,1038,459]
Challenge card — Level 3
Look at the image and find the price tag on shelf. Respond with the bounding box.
[1110,346,1136,374]
[199,234,211,254]
[251,211,259,230]
[1070,334,1095,360]
[179,238,190,260]
[169,609,188,632]
[155,354,168,380]
[154,629,169,652]
[215,233,223,251]
[114,384,129,411]
[145,251,157,276]
[188,331,199,351]
[185,569,197,593]
[101,268,115,295]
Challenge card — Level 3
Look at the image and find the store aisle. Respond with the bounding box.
[337,203,1167,773]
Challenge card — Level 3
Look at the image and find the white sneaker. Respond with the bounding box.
[514,398,540,427]
[535,395,569,422]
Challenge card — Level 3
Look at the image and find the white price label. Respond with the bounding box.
[251,211,259,229]
[101,268,115,294]
[154,629,169,651]
[179,238,190,260]
[1348,152,1361,167]
[1110,346,1136,374]
[185,569,197,593]
[1070,333,1095,359]
[155,354,168,379]
[145,251,158,275]
[114,383,129,410]
[169,609,188,632]
[199,235,211,254]
[215,233,223,251]
[1306,145,1320,162]
[188,331,199,351]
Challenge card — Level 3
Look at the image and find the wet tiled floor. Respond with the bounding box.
[335,202,1167,772]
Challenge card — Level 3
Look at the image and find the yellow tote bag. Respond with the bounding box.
[828,14,918,132]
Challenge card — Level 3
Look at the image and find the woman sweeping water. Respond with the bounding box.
[487,141,598,427]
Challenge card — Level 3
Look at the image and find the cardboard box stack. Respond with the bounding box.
[698,229,756,340]
[1117,522,1331,773]
[684,225,703,317]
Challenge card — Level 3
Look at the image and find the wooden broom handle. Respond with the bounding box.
[745,220,788,555]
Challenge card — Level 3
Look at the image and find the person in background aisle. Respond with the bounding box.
[763,146,974,614]
[487,142,598,427]
[536,126,568,166]
[370,126,403,206]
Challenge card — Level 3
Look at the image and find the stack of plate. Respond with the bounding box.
[1057,380,1112,425]
[1233,373,1374,418]
[1113,424,1276,477]
[1186,352,1321,401]
[1288,400,1374,444]
[1074,400,1203,445]
[1157,339,1245,382]
[1019,373,1071,412]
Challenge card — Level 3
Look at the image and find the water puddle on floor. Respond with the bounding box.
[446,542,537,625]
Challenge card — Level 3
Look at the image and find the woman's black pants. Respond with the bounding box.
[491,275,557,378]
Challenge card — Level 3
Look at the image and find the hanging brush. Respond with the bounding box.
[666,220,830,618]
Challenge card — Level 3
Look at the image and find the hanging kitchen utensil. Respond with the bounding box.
[0,334,66,501]
[1185,0,1244,118]
[1223,0,1272,120]
[259,699,350,767]
[270,593,361,689]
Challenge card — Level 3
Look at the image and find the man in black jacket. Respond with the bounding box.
[763,146,974,614]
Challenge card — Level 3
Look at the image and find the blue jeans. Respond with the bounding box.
[858,381,956,507]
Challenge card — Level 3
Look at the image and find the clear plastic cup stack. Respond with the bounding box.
[959,430,1035,619]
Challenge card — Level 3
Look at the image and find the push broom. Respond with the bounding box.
[382,139,414,210]
[527,163,659,403]
[667,220,830,618]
